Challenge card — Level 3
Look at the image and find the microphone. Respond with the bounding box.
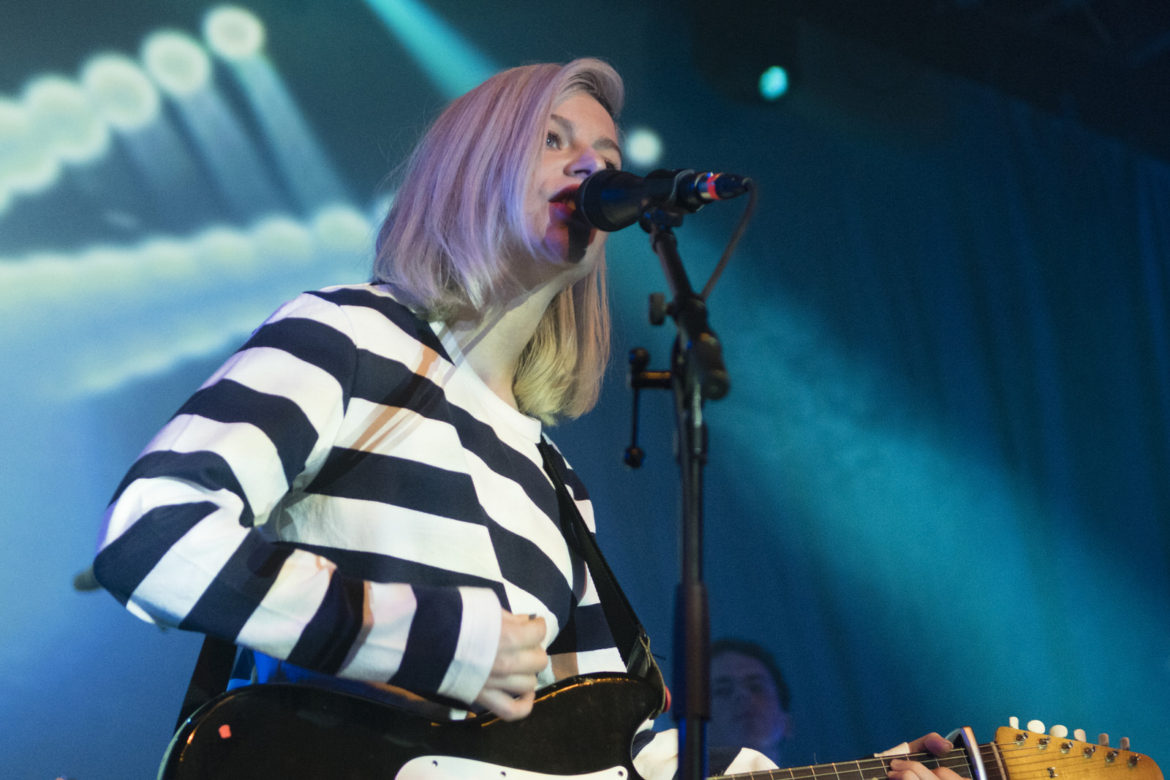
[575,168,753,232]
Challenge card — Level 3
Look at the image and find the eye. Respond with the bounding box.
[604,159,619,171]
[545,130,562,149]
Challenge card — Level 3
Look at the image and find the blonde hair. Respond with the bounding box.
[372,58,624,424]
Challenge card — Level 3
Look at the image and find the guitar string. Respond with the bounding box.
[711,740,1141,780]
[721,751,979,780]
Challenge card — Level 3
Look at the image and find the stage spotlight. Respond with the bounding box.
[141,31,213,97]
[625,127,664,167]
[80,54,161,131]
[24,75,110,165]
[203,5,266,61]
[0,98,57,196]
[210,39,348,211]
[758,66,790,100]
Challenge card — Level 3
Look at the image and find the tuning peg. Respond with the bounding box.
[1121,738,1130,750]
[1050,725,1068,739]
[1010,717,1020,729]
[1074,729,1087,742]
[1028,720,1046,734]
[1099,734,1110,746]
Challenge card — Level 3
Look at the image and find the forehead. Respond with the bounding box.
[550,93,618,141]
[711,651,773,682]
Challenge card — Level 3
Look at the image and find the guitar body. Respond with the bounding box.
[160,672,660,780]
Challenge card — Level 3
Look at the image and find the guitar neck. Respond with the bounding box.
[717,745,992,780]
[722,726,1163,780]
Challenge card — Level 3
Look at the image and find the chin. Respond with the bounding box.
[546,235,600,268]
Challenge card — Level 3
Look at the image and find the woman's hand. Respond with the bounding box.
[474,610,548,721]
[887,733,964,780]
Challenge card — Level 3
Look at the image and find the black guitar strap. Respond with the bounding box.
[537,438,668,717]
[176,634,237,731]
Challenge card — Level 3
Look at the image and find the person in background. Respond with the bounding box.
[708,638,794,767]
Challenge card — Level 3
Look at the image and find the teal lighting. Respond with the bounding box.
[362,0,497,98]
[147,69,285,217]
[203,5,266,61]
[204,20,350,211]
[80,53,161,132]
[0,203,371,396]
[0,75,112,215]
[0,98,55,201]
[625,127,664,168]
[24,76,110,166]
[141,31,213,98]
[758,65,789,100]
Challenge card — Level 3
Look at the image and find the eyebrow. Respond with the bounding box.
[550,113,622,161]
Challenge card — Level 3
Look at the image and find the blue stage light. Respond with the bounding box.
[625,127,664,168]
[0,99,56,200]
[203,5,266,61]
[80,53,161,131]
[759,66,790,100]
[141,31,213,97]
[25,76,110,166]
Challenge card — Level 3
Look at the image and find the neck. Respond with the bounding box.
[448,283,561,411]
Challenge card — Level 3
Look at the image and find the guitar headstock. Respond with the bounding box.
[995,725,1163,780]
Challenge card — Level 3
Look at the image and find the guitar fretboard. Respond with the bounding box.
[712,744,1004,780]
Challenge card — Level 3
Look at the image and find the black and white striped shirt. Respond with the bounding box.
[94,283,623,707]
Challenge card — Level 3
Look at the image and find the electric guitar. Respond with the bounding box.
[159,672,1162,780]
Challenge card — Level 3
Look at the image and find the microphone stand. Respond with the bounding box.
[635,207,730,780]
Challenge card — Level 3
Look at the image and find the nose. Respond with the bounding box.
[729,684,751,706]
[566,146,604,178]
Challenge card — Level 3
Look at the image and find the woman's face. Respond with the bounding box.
[524,92,621,277]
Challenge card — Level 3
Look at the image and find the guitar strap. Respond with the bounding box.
[175,439,669,731]
[537,438,669,717]
[175,634,237,731]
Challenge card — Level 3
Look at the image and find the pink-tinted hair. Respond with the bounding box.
[372,58,624,422]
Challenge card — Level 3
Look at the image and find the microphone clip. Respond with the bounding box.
[638,205,686,234]
[624,345,671,469]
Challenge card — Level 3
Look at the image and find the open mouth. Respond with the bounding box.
[549,186,585,222]
[548,185,595,261]
[547,194,594,236]
[549,199,576,221]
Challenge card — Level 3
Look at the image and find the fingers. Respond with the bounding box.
[905,733,954,757]
[889,757,935,780]
[493,612,548,676]
[888,759,964,780]
[474,610,549,721]
[888,734,960,780]
[498,612,547,651]
[889,758,935,780]
[475,686,536,721]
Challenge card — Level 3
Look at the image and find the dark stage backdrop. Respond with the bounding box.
[1,2,1166,778]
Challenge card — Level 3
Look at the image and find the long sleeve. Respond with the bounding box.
[94,287,502,705]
